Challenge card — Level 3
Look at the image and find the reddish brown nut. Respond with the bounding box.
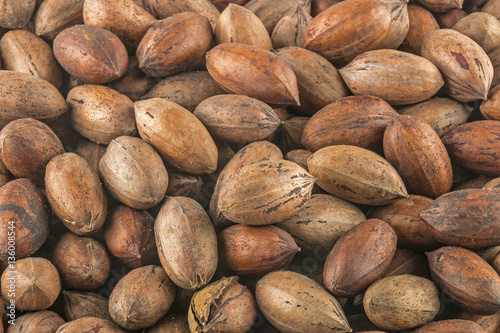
[104,205,157,268]
[108,265,176,330]
[63,290,111,321]
[1,257,61,311]
[166,172,206,205]
[382,249,430,278]
[53,25,128,84]
[74,140,107,172]
[401,4,439,56]
[0,118,64,180]
[52,232,111,290]
[144,313,190,333]
[323,219,397,297]
[136,12,212,77]
[33,0,85,39]
[7,310,65,333]
[411,319,487,333]
[55,317,124,333]
[0,178,50,261]
[218,224,299,275]
[0,0,36,29]
[427,246,500,315]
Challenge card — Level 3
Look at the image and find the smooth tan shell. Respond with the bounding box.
[134,98,218,175]
[244,0,311,33]
[400,4,439,56]
[155,197,218,290]
[217,160,315,225]
[136,13,213,77]
[323,219,398,297]
[34,0,84,39]
[339,50,444,105]
[0,29,62,88]
[193,94,281,144]
[8,311,65,333]
[209,141,283,229]
[427,246,500,315]
[206,42,300,105]
[453,12,500,53]
[415,0,463,13]
[271,5,312,49]
[215,3,272,50]
[142,71,226,111]
[99,136,168,209]
[481,85,500,120]
[277,194,366,254]
[45,153,107,235]
[108,265,176,330]
[56,317,124,333]
[376,0,409,49]
[363,275,441,331]
[399,97,471,137]
[0,71,68,126]
[383,115,453,198]
[83,0,155,50]
[301,95,398,151]
[307,145,408,205]
[274,47,349,114]
[66,85,136,144]
[421,29,493,102]
[256,270,351,333]
[304,0,391,64]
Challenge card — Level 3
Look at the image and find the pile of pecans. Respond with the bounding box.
[0,0,499,332]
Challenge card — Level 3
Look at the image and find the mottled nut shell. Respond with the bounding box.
[145,314,190,333]
[33,0,84,39]
[484,177,500,191]
[304,0,391,64]
[7,310,65,333]
[104,205,157,268]
[217,160,315,225]
[1,257,61,311]
[301,95,398,151]
[66,85,135,145]
[383,115,453,198]
[339,50,444,105]
[277,194,366,254]
[53,25,128,84]
[45,153,107,235]
[206,42,300,105]
[0,178,49,261]
[108,56,158,102]
[218,224,299,275]
[382,249,430,278]
[108,265,176,330]
[481,85,500,120]
[167,172,206,205]
[363,275,440,331]
[142,71,226,111]
[427,246,500,315]
[323,219,397,297]
[136,12,212,77]
[0,0,36,29]
[155,197,218,290]
[421,29,493,102]
[437,8,467,29]
[442,121,500,176]
[63,291,111,321]
[135,98,218,175]
[83,0,156,50]
[256,270,351,333]
[415,0,463,13]
[209,141,283,229]
[452,13,500,53]
[459,310,500,333]
[55,317,124,333]
[0,70,68,127]
[0,118,64,180]
[307,145,408,205]
[244,0,311,33]
[194,94,281,144]
[215,3,272,50]
[401,4,439,55]
[74,140,107,172]
[52,233,110,290]
[99,136,168,209]
[188,276,257,333]
[0,30,62,88]
[274,47,349,115]
[271,5,312,49]
[420,189,500,249]
[399,98,470,137]
[376,0,409,49]
[369,195,441,251]
[411,319,486,333]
